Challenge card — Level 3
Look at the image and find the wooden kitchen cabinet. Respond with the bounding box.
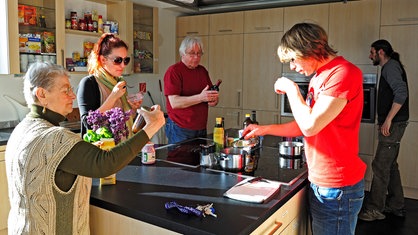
[396,114,418,199]
[328,0,380,65]
[208,107,242,132]
[250,186,307,235]
[359,123,376,156]
[0,145,10,233]
[208,34,243,109]
[242,109,280,126]
[132,4,158,74]
[283,3,329,32]
[380,25,418,122]
[6,0,64,74]
[243,32,282,111]
[209,12,244,35]
[381,0,418,26]
[177,15,209,37]
[90,205,180,235]
[244,8,284,33]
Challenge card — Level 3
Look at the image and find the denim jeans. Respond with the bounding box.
[309,179,365,235]
[366,121,408,212]
[165,117,207,144]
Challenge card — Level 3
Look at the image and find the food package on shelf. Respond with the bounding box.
[83,41,94,58]
[41,31,55,53]
[19,33,41,53]
[18,5,37,26]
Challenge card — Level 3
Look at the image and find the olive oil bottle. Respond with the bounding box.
[213,117,225,152]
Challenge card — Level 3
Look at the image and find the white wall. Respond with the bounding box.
[0,8,180,124]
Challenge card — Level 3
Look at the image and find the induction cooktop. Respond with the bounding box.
[154,138,307,185]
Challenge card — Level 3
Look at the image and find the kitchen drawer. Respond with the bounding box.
[251,187,307,235]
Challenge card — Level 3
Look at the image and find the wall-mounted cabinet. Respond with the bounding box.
[244,8,283,33]
[7,0,64,74]
[209,12,243,35]
[132,4,158,74]
[381,0,418,26]
[328,0,380,65]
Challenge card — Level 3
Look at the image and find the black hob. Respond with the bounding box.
[154,137,307,185]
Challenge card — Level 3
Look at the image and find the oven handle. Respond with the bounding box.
[364,86,376,122]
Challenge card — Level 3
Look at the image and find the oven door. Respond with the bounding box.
[280,83,309,117]
[362,84,376,123]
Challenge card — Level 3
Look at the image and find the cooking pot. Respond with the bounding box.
[219,147,248,172]
[278,141,303,156]
[279,155,302,169]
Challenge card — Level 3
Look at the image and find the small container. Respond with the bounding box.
[141,142,156,164]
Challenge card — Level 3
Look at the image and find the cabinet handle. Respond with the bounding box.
[254,26,271,30]
[61,49,65,67]
[267,220,283,235]
[237,91,241,107]
[398,17,418,22]
[186,31,199,35]
[218,29,233,32]
[275,94,278,109]
[237,111,241,127]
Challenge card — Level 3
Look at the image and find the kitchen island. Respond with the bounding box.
[89,136,309,235]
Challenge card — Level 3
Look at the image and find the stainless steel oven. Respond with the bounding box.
[280,73,377,123]
[280,73,310,117]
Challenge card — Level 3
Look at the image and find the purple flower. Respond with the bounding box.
[86,107,133,144]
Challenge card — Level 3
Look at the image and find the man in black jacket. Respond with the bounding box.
[359,39,409,221]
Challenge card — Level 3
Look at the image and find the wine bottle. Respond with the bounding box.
[210,79,222,91]
[251,110,259,125]
[243,113,253,129]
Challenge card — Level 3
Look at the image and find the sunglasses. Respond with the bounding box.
[107,56,131,65]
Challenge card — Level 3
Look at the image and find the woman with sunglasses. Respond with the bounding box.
[77,33,141,137]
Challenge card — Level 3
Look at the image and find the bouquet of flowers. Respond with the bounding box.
[83,107,133,144]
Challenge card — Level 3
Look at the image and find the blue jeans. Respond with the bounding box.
[309,179,364,235]
[165,117,207,144]
[366,121,408,212]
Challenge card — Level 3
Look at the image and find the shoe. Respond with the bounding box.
[384,207,406,217]
[358,209,386,221]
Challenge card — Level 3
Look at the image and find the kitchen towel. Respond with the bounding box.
[224,177,281,203]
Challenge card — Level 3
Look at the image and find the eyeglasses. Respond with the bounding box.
[186,52,204,57]
[62,86,74,96]
[107,56,131,65]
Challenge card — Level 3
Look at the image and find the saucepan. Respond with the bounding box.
[278,141,304,156]
[219,147,248,172]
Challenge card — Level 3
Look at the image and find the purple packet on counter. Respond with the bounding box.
[165,201,202,217]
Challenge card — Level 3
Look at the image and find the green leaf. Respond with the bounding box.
[96,127,113,139]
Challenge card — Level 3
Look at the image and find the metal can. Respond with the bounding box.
[141,142,156,164]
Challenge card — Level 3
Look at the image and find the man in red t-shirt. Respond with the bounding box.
[164,36,219,144]
[242,23,365,235]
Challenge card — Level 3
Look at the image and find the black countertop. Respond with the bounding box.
[90,136,309,235]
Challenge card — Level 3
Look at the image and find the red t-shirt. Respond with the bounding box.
[304,56,366,187]
[164,61,213,130]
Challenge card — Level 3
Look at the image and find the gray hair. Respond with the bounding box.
[179,36,204,57]
[23,62,69,106]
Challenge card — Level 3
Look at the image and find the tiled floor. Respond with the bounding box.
[356,197,418,235]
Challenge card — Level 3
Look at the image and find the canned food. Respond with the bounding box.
[141,142,155,164]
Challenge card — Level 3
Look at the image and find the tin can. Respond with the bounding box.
[65,19,71,29]
[141,142,155,164]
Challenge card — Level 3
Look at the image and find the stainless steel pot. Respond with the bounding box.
[279,155,302,169]
[219,147,248,171]
[278,141,303,156]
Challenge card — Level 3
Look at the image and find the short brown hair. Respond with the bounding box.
[278,23,337,63]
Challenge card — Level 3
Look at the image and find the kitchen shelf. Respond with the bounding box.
[65,29,101,37]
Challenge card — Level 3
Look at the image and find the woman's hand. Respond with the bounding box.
[274,77,296,95]
[111,81,127,100]
[140,105,166,138]
[241,124,268,140]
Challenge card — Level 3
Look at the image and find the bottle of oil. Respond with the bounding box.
[213,117,225,152]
